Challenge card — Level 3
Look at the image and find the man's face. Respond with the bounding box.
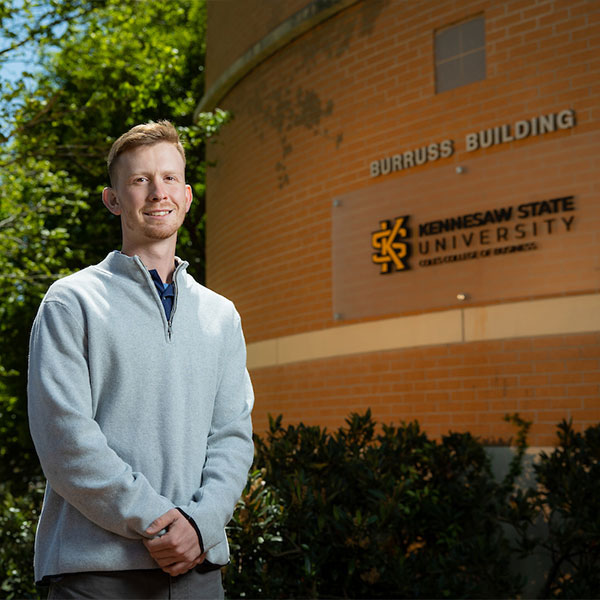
[103,142,192,247]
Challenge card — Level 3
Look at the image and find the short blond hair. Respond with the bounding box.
[107,120,186,184]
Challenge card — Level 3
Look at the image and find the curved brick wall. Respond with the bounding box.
[201,0,600,444]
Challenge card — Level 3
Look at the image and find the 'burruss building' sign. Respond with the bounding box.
[369,109,576,177]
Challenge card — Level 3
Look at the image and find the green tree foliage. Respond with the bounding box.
[0,158,88,488]
[0,480,44,599]
[0,1,95,130]
[0,0,228,490]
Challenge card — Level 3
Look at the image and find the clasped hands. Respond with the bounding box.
[143,508,206,577]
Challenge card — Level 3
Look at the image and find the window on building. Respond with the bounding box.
[435,16,485,93]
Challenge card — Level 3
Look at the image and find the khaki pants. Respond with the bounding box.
[46,567,224,600]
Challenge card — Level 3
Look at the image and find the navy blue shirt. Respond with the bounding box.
[149,269,175,320]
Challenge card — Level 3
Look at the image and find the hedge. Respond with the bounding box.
[223,412,600,599]
[1,412,599,599]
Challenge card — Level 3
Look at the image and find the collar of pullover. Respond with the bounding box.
[97,251,189,286]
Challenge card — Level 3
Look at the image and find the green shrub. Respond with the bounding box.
[224,468,285,596]
[224,411,526,599]
[531,421,600,599]
[2,414,598,599]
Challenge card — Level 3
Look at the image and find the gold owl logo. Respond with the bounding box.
[371,216,411,274]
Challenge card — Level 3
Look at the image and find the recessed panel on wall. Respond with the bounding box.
[332,131,599,320]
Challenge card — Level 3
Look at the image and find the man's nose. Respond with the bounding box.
[149,178,168,200]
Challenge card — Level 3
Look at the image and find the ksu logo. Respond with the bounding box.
[371,216,412,274]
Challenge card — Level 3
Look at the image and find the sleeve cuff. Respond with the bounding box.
[176,507,204,553]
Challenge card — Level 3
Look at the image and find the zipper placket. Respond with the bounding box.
[166,261,185,341]
[167,278,179,341]
[135,257,184,343]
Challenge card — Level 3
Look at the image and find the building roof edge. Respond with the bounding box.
[194,0,360,119]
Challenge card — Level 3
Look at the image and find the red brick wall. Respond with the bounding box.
[250,332,600,446]
[204,0,600,441]
[206,0,599,343]
[206,0,311,88]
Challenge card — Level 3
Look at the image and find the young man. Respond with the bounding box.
[27,121,254,599]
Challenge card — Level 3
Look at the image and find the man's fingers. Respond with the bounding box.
[154,551,206,575]
[143,533,200,565]
[146,545,199,565]
[161,555,206,577]
[153,554,179,568]
[161,562,183,576]
[145,508,179,537]
[144,509,202,574]
[162,560,197,577]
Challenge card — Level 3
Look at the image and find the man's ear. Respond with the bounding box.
[102,187,121,216]
[184,184,193,214]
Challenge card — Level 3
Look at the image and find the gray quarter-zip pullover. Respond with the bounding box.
[27,251,254,582]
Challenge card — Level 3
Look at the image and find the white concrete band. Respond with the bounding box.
[247,293,600,369]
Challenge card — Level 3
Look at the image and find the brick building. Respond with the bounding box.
[197,0,600,446]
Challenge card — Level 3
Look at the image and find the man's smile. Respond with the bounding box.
[144,209,173,217]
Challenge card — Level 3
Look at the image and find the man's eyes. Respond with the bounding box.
[132,175,178,183]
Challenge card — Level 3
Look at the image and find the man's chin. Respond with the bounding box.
[143,225,181,241]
